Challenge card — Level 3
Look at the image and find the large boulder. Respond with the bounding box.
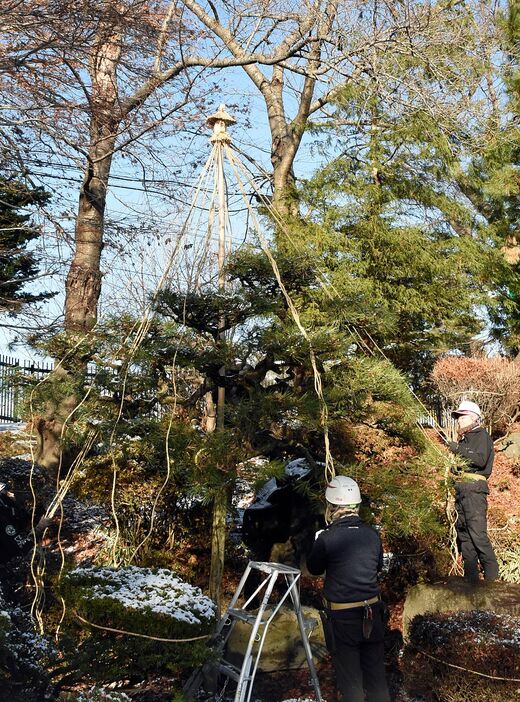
[496,431,520,459]
[226,605,326,672]
[403,576,520,638]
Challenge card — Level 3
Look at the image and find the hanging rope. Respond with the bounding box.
[224,143,335,483]
[220,142,465,572]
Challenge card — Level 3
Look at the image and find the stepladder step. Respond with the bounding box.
[249,560,301,575]
[226,608,267,625]
[217,659,251,683]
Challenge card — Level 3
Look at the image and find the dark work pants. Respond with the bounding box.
[331,604,390,702]
[455,481,499,582]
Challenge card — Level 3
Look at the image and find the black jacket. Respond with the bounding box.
[0,492,31,563]
[448,426,494,478]
[306,515,383,603]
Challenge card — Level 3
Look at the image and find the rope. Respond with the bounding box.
[413,646,520,683]
[73,610,211,643]
[224,143,335,483]
[26,140,222,634]
[223,144,463,565]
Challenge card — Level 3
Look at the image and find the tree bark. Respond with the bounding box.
[64,149,113,333]
[65,15,122,333]
[37,15,122,471]
[209,488,227,612]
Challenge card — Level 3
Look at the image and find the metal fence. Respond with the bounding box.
[0,356,167,423]
[0,355,54,422]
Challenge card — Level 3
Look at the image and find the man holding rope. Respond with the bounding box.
[448,401,499,583]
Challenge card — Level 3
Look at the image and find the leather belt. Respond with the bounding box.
[329,595,380,610]
[458,473,487,482]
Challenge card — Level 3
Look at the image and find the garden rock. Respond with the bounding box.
[496,431,520,459]
[402,576,520,638]
[225,605,326,672]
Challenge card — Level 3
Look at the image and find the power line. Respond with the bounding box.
[28,170,254,214]
[17,154,268,199]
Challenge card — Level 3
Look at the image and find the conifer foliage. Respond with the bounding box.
[0,178,53,313]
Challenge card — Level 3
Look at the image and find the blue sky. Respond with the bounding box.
[0,66,325,361]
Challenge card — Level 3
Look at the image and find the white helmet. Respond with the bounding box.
[451,400,482,419]
[325,476,361,505]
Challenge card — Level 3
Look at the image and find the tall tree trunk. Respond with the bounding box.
[64,139,115,333]
[37,18,122,472]
[65,13,122,332]
[265,71,305,222]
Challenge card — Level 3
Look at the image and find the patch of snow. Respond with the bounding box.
[60,496,111,532]
[381,552,394,574]
[232,478,256,511]
[76,687,132,702]
[67,566,216,624]
[0,422,25,433]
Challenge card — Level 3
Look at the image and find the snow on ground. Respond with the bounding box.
[76,688,132,702]
[0,422,25,433]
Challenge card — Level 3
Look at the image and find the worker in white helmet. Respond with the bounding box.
[307,476,390,702]
[448,401,499,582]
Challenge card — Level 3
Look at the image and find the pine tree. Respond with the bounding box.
[0,178,53,313]
[297,95,503,387]
[455,0,520,353]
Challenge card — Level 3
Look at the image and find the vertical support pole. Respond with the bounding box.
[207,105,236,613]
[216,142,226,431]
[289,575,323,702]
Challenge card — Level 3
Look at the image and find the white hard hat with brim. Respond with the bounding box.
[451,400,482,418]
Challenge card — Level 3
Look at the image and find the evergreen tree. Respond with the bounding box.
[454,0,520,353]
[0,178,54,313]
[297,115,502,386]
[280,19,518,385]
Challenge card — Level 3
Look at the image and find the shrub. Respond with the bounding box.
[0,582,55,699]
[431,356,520,433]
[403,610,520,702]
[491,530,520,584]
[60,566,216,683]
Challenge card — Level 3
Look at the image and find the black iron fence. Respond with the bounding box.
[0,355,54,422]
[0,356,167,423]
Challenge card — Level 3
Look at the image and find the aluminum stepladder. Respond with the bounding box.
[184,560,323,702]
